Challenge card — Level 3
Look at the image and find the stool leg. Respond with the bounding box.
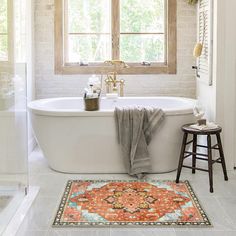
[176,133,188,183]
[192,134,197,174]
[216,133,228,181]
[207,135,214,193]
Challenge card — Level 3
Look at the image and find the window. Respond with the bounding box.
[0,0,13,64]
[55,0,176,74]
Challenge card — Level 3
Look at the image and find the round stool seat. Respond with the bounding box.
[176,123,228,193]
[182,123,222,135]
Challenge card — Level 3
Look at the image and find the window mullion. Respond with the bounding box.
[64,0,69,63]
[111,0,120,60]
[164,0,167,64]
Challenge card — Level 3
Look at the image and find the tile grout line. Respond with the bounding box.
[214,195,236,226]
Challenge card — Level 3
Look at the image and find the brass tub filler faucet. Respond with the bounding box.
[104,60,129,97]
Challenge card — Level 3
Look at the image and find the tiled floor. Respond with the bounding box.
[16,147,236,236]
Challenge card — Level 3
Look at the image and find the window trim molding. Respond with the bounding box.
[54,0,176,75]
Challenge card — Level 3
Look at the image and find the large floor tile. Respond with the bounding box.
[17,197,59,232]
[215,197,236,227]
[193,196,233,230]
[110,228,175,236]
[175,230,236,236]
[46,228,111,236]
[16,231,47,236]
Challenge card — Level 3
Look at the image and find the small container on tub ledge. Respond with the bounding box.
[84,79,100,111]
[84,96,100,111]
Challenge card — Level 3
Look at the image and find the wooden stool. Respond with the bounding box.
[176,124,228,193]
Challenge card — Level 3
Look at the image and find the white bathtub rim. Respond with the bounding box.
[28,96,196,117]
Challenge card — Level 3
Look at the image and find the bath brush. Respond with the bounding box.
[193,12,206,58]
[193,43,203,58]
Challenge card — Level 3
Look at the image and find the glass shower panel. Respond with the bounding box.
[0,0,28,233]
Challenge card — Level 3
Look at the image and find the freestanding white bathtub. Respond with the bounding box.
[28,97,196,174]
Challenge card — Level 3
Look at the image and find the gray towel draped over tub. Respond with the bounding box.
[114,106,165,178]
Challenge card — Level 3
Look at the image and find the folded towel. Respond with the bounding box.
[114,106,165,178]
[189,122,218,130]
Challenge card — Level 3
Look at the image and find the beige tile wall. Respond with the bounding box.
[34,0,197,99]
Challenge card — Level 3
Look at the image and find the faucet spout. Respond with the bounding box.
[104,60,127,97]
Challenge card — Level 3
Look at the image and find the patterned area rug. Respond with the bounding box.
[53,180,211,227]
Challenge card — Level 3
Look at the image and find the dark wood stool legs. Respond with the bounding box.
[176,125,228,193]
[192,134,197,174]
[216,133,228,181]
[176,133,188,183]
[207,135,213,193]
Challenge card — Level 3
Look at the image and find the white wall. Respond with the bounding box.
[197,0,236,169]
[34,0,197,99]
[196,0,217,122]
[215,0,236,169]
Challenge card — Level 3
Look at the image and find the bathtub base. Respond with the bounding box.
[33,114,195,174]
[29,97,196,174]
[48,165,178,174]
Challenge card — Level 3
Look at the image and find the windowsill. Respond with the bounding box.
[55,63,176,75]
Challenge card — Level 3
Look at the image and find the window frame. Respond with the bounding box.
[54,0,176,75]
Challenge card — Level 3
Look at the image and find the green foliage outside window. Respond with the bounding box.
[67,0,165,63]
[0,0,8,61]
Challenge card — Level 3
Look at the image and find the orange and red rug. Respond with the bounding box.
[53,180,211,227]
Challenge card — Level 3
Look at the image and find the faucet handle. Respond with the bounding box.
[105,78,112,93]
[119,79,125,97]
